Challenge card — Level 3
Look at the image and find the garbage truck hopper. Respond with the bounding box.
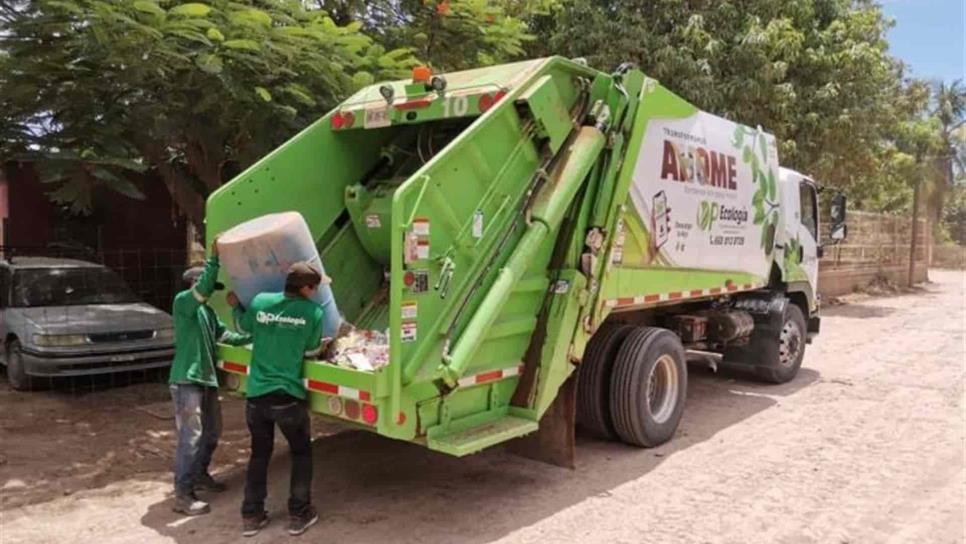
[207,57,642,459]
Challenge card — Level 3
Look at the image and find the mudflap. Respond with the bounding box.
[506,373,577,469]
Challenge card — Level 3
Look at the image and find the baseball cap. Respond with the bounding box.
[285,262,331,292]
[182,267,225,290]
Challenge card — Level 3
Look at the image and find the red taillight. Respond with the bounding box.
[331,111,355,130]
[344,399,360,420]
[403,271,415,286]
[394,99,433,111]
[362,404,378,425]
[478,91,506,113]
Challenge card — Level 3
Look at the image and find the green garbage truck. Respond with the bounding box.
[207,57,847,466]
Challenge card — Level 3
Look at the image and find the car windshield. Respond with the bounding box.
[11,267,140,307]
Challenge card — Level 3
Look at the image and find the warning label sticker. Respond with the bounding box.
[412,218,430,236]
[401,301,418,320]
[401,322,417,343]
[365,214,381,228]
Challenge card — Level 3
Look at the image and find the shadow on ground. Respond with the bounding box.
[0,368,239,510]
[140,366,820,544]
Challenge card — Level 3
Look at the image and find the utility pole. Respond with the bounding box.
[908,177,921,287]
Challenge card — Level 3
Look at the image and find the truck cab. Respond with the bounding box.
[778,167,821,315]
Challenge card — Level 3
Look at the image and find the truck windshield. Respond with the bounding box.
[11,267,139,307]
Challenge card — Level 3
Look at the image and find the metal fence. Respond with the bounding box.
[817,211,931,296]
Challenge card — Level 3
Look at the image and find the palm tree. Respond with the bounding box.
[932,80,966,223]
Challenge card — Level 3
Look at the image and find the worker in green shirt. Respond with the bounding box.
[231,262,327,537]
[169,237,251,516]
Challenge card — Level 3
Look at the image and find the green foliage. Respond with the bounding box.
[317,0,539,71]
[0,0,418,222]
[539,0,926,212]
[2,0,958,231]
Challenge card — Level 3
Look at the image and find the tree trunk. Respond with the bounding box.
[908,178,921,287]
[141,143,206,232]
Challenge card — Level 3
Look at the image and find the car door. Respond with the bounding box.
[798,180,820,293]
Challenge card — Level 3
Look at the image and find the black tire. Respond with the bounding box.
[576,323,634,439]
[754,303,807,384]
[610,327,687,447]
[6,340,33,391]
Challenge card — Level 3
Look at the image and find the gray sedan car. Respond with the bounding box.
[0,257,175,390]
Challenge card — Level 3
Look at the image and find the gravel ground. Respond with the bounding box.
[0,269,962,544]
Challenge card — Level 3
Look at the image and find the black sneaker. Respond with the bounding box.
[242,512,270,537]
[287,507,319,536]
[172,494,210,516]
[194,473,227,493]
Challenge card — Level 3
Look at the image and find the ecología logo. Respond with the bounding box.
[256,311,306,327]
[697,201,749,231]
[698,201,717,231]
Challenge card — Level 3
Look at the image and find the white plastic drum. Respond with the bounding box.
[218,211,342,338]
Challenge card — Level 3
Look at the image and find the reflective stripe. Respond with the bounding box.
[191,288,208,303]
[456,364,524,388]
[303,378,372,401]
[604,282,766,309]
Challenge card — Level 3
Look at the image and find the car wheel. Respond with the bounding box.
[6,340,34,391]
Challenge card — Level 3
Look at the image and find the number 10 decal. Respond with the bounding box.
[442,95,469,118]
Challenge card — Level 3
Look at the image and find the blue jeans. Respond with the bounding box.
[170,383,222,497]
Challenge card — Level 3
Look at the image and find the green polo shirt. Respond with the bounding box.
[234,292,324,400]
[169,256,251,387]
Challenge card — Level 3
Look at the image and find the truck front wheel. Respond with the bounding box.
[609,328,687,447]
[755,303,807,384]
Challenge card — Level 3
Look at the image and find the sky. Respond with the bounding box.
[880,0,965,83]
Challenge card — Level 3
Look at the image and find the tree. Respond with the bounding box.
[316,0,540,71]
[538,0,910,202]
[1,0,418,228]
[930,80,966,224]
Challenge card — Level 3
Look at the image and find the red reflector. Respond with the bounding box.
[475,369,503,384]
[222,361,248,374]
[394,99,433,111]
[362,404,378,425]
[403,271,415,286]
[331,111,355,130]
[397,411,406,425]
[344,399,360,420]
[478,91,506,113]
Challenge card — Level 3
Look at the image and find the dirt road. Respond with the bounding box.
[1,270,963,543]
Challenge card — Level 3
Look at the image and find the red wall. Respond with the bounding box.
[4,162,54,248]
[2,163,188,311]
[3,162,185,251]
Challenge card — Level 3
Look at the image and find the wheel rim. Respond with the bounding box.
[779,319,803,367]
[646,354,679,424]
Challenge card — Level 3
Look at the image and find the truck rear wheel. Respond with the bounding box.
[754,303,807,384]
[576,323,633,439]
[609,328,687,447]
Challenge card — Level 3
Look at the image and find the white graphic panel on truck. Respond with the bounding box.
[628,111,779,279]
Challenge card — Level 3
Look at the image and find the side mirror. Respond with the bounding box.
[830,223,847,241]
[829,194,847,243]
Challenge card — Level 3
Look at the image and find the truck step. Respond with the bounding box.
[428,416,538,457]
